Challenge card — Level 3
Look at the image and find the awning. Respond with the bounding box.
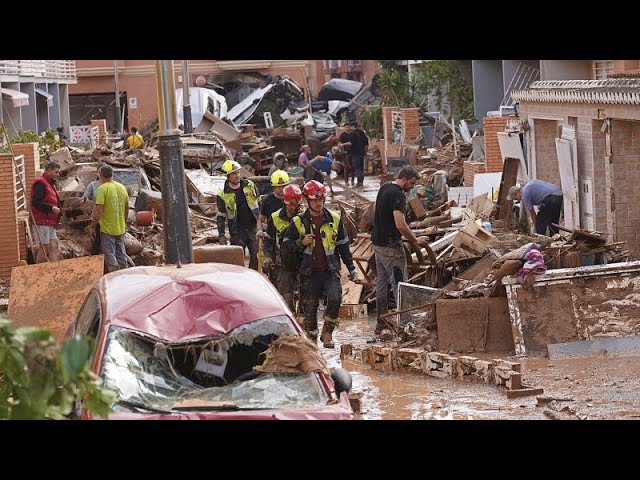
[1,87,29,107]
[35,88,53,107]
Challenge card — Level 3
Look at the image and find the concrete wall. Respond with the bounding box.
[472,60,503,120]
[540,60,591,81]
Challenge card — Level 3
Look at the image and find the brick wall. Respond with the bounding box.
[533,119,561,183]
[483,116,509,173]
[610,120,640,256]
[383,107,420,173]
[463,161,487,187]
[91,119,107,145]
[0,154,20,279]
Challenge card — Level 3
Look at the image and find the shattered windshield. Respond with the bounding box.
[112,170,142,188]
[100,316,329,413]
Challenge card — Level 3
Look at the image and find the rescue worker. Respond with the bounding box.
[280,180,358,348]
[217,159,260,270]
[263,184,303,312]
[258,169,290,234]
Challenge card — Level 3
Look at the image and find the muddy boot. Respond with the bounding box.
[374,318,386,335]
[304,317,318,343]
[320,321,336,348]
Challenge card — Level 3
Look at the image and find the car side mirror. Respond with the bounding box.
[331,367,352,395]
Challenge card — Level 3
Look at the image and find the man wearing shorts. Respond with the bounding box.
[30,161,62,263]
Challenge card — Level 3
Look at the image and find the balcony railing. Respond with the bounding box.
[0,60,76,80]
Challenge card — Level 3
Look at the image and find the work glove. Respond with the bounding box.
[263,257,273,272]
[348,268,358,282]
[256,230,267,240]
[219,236,228,245]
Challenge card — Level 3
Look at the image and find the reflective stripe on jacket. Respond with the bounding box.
[216,179,259,221]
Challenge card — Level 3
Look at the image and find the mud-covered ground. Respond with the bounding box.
[321,313,640,420]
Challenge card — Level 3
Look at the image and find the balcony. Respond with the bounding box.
[0,60,77,80]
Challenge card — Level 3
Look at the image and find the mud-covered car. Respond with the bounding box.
[68,263,353,419]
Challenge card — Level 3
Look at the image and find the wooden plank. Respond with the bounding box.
[496,157,519,228]
[556,138,579,229]
[506,387,544,399]
[7,256,105,341]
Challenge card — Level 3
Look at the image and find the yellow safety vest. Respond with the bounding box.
[271,208,292,247]
[292,209,341,256]
[217,180,259,221]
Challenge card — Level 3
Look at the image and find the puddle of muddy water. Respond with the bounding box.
[320,308,640,420]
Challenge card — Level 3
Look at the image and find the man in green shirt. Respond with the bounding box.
[89,164,130,273]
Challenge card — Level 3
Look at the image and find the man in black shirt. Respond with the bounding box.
[371,166,429,335]
[340,121,369,188]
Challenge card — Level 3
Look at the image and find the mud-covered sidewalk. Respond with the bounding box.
[320,313,640,420]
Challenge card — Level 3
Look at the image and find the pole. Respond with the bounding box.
[114,60,122,133]
[155,60,194,264]
[182,60,193,133]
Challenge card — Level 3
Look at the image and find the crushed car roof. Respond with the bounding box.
[98,263,291,342]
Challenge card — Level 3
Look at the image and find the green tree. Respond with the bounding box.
[0,318,116,419]
[413,60,475,121]
[376,60,475,121]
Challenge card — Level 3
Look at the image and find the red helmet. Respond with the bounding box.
[282,184,302,205]
[303,180,326,199]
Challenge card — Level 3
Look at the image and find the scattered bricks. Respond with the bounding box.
[425,352,446,371]
[372,345,395,372]
[396,348,423,374]
[419,351,431,374]
[493,359,521,372]
[493,366,512,386]
[361,347,374,365]
[441,355,458,377]
[506,372,522,390]
[474,360,494,383]
[340,344,353,361]
[457,356,479,378]
[348,392,364,414]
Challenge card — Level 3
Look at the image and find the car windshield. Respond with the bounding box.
[112,170,142,188]
[100,316,330,412]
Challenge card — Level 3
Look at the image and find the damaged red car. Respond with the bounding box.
[68,263,353,419]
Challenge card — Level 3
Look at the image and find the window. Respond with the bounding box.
[74,290,101,339]
[348,60,361,67]
[328,60,341,69]
[593,60,614,80]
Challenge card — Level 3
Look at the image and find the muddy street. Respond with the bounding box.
[321,313,640,420]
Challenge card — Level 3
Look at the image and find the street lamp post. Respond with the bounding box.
[182,60,193,133]
[154,60,194,264]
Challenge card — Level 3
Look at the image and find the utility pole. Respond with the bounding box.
[114,60,122,132]
[155,60,194,264]
[182,60,193,133]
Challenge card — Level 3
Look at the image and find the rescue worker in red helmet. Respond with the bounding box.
[280,180,358,348]
[263,184,303,312]
[217,159,260,270]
